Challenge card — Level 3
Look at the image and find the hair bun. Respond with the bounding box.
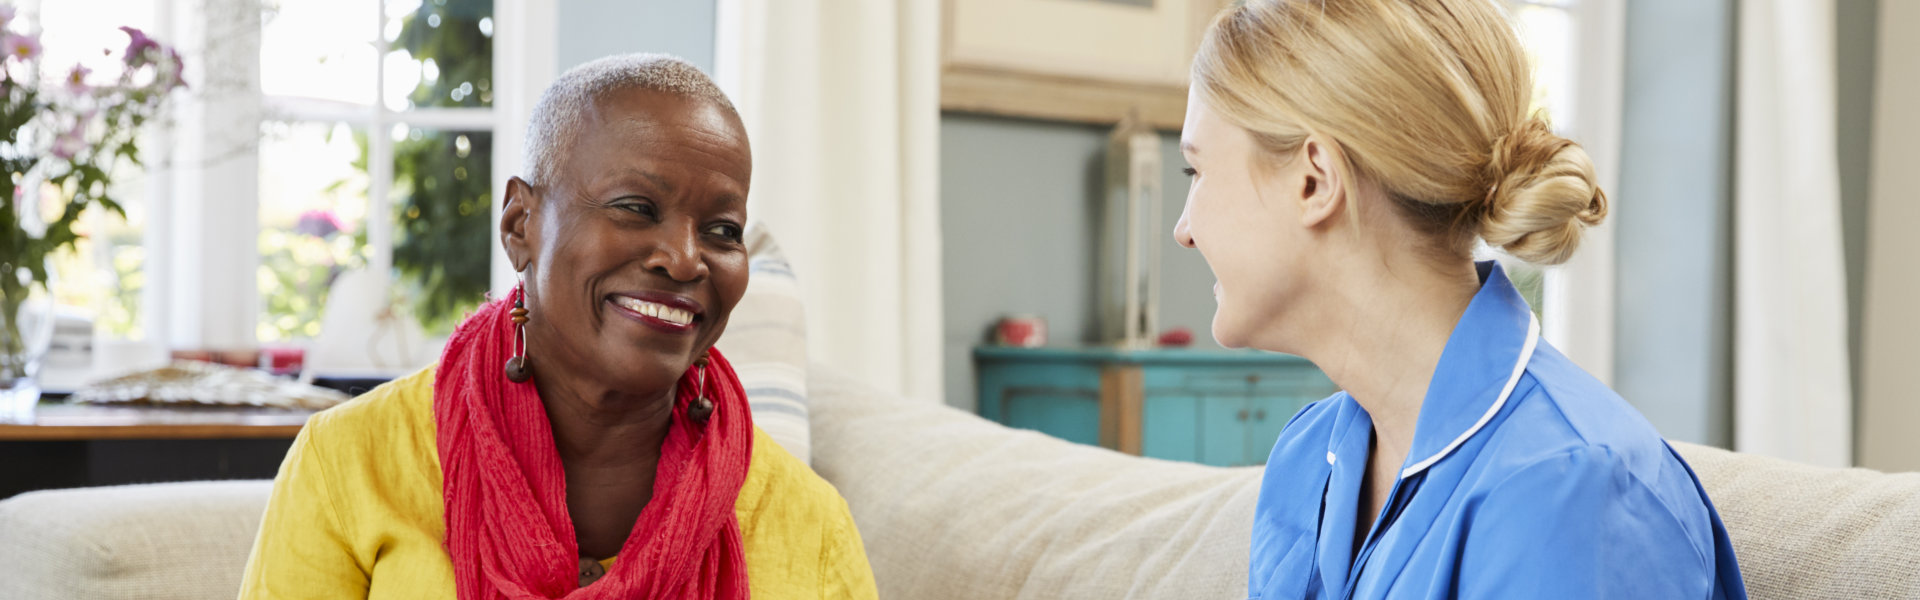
[1477,118,1607,265]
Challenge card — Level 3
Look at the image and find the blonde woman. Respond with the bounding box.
[1174,1,1746,598]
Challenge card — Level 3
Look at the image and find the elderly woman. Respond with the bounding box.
[239,54,877,599]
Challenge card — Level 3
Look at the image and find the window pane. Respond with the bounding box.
[261,0,379,106]
[385,0,494,110]
[1502,2,1577,317]
[35,0,159,339]
[257,121,371,342]
[1514,4,1576,128]
[390,127,491,335]
[35,0,156,85]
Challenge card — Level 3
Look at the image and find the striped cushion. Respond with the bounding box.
[717,222,812,464]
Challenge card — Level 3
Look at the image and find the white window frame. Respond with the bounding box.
[140,0,553,350]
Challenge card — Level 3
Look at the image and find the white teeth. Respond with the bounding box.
[614,297,694,326]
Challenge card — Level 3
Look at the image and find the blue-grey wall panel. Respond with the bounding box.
[557,0,716,73]
[1614,0,1735,446]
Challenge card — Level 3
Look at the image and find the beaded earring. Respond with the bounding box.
[504,284,532,383]
[687,351,714,422]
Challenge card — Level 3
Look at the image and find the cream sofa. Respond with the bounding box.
[3,365,1918,599]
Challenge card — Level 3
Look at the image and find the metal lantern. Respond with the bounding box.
[1099,110,1163,349]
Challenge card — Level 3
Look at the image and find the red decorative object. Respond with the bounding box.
[260,346,304,375]
[1157,327,1194,347]
[995,315,1047,347]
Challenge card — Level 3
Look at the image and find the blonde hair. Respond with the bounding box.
[1192,0,1606,265]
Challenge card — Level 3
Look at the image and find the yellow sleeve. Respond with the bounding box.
[821,499,879,600]
[238,418,370,599]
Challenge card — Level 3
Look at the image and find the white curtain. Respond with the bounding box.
[712,0,945,402]
[1733,0,1853,467]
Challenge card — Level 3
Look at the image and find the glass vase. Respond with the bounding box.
[0,266,55,423]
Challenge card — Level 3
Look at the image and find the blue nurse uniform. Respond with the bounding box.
[1248,262,1746,599]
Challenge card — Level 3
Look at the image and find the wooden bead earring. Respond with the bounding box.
[504,284,532,383]
[687,351,714,423]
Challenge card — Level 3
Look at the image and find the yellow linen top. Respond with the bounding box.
[238,367,877,599]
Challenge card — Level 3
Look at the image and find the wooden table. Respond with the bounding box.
[0,402,315,440]
[0,402,316,498]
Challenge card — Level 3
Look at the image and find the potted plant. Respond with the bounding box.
[0,8,183,420]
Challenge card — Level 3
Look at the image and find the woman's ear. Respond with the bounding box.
[1297,137,1344,229]
[500,176,539,272]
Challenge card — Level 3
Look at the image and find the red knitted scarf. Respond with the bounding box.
[433,293,753,599]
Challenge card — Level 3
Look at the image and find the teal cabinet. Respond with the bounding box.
[975,347,1339,467]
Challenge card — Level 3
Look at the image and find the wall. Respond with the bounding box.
[940,114,1219,410]
[557,0,715,72]
[1859,0,1920,473]
[1612,0,1736,447]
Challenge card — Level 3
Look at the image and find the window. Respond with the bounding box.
[33,0,160,338]
[27,0,547,366]
[1505,0,1625,381]
[1496,0,1582,315]
[258,0,495,342]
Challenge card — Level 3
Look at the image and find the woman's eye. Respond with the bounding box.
[706,223,744,241]
[617,201,657,218]
[1182,167,1198,177]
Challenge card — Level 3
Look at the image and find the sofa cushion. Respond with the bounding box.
[810,363,1920,600]
[809,364,1260,599]
[0,480,273,600]
[718,221,814,463]
[1673,441,1920,598]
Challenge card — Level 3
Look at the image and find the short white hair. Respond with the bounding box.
[522,53,737,186]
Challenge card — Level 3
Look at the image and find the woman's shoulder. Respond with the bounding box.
[736,426,876,596]
[1489,345,1716,527]
[739,427,849,520]
[1499,343,1675,470]
[298,366,440,463]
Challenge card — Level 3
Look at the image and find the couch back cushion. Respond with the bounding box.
[809,365,1920,600]
[1672,441,1920,598]
[718,221,813,463]
[0,481,272,600]
[809,365,1260,599]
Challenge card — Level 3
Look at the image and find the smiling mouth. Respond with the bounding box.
[607,294,704,334]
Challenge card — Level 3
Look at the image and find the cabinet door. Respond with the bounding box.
[1003,387,1102,446]
[1199,394,1253,466]
[1243,394,1297,465]
[1243,375,1340,465]
[978,362,1103,446]
[1142,393,1204,462]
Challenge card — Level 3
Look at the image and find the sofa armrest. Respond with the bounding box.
[0,481,273,600]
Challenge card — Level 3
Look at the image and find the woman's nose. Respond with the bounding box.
[1174,204,1196,249]
[646,223,708,282]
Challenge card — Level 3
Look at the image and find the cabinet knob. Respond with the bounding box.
[1236,409,1249,421]
[1254,409,1267,421]
[1247,374,1261,385]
